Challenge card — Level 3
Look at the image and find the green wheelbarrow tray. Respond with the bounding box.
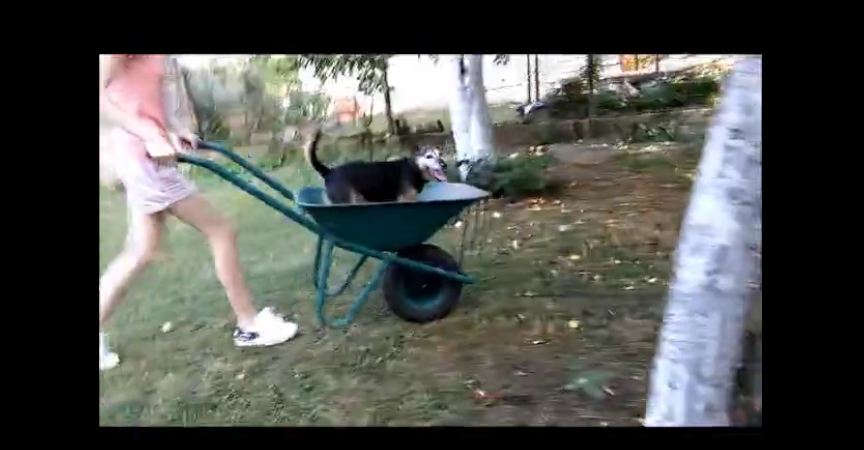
[296,183,489,252]
[178,141,489,328]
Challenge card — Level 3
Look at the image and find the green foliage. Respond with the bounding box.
[182,69,230,141]
[199,110,231,141]
[671,76,720,105]
[490,154,555,198]
[248,55,300,93]
[299,55,391,96]
[629,78,719,112]
[595,90,627,112]
[632,81,685,111]
[257,150,288,171]
[284,91,330,125]
[424,54,511,65]
[560,78,585,102]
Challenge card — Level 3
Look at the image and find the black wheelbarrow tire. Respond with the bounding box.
[383,244,463,323]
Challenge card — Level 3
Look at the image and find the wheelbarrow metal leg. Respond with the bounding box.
[314,239,389,328]
[312,236,369,297]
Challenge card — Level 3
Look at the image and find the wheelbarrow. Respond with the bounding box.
[178,142,490,328]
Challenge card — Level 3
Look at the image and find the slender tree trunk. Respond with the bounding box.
[525,54,533,103]
[586,54,596,120]
[383,64,395,136]
[447,54,495,181]
[644,57,762,427]
[533,54,540,102]
[655,54,661,73]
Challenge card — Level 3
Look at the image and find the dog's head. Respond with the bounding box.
[413,146,448,182]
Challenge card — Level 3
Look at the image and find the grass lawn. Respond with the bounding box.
[99,144,699,426]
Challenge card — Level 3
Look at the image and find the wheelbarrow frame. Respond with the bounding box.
[178,141,479,328]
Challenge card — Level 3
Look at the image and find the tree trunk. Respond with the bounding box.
[447,54,495,181]
[644,57,762,427]
[586,54,596,120]
[655,54,661,73]
[383,63,395,136]
[533,54,540,102]
[525,54,533,103]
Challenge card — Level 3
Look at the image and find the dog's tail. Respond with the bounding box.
[304,128,330,178]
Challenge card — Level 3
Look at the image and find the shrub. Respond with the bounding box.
[490,153,556,199]
[632,80,685,111]
[596,90,627,112]
[672,76,720,106]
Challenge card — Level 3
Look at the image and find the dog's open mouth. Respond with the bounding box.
[429,168,447,182]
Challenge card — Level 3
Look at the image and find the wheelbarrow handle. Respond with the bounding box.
[186,140,296,202]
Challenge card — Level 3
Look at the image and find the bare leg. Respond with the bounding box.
[168,194,258,327]
[100,210,165,325]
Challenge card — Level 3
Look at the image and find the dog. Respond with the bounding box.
[304,129,448,204]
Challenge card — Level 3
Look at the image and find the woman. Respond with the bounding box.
[99,54,298,371]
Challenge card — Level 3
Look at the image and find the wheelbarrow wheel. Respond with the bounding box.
[383,244,463,323]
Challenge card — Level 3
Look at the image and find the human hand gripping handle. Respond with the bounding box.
[149,131,200,167]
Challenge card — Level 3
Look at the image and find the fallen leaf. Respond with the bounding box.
[550,269,559,277]
[569,254,582,261]
[647,277,658,284]
[161,322,173,333]
[558,224,573,232]
[236,373,246,381]
[521,291,538,298]
[624,286,636,291]
[568,320,581,330]
[492,212,502,219]
[529,339,550,345]
[454,221,463,228]
[512,240,520,250]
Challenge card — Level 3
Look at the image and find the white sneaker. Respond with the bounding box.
[233,307,299,348]
[100,332,120,371]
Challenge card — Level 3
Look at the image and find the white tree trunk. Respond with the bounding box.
[644,57,762,427]
[447,54,495,181]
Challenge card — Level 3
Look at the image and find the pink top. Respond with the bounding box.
[102,54,170,144]
[100,54,198,214]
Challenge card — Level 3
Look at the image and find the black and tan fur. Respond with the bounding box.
[304,129,448,204]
